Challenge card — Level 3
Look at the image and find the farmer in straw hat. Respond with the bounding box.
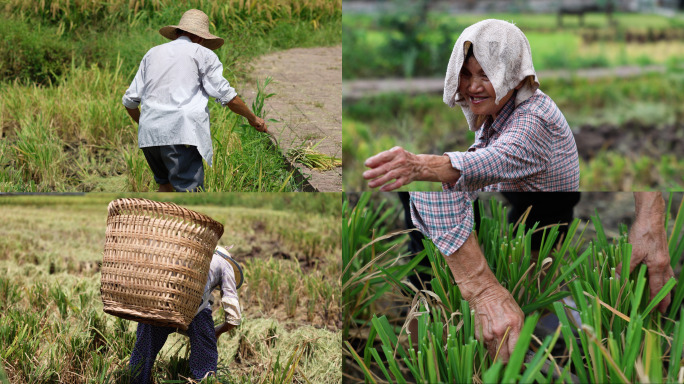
[409,191,675,363]
[123,9,268,192]
[129,245,244,382]
[363,19,579,192]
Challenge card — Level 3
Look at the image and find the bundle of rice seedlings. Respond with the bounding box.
[287,147,341,171]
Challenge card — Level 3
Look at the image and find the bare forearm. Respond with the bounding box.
[415,154,461,184]
[126,107,140,124]
[634,192,665,224]
[444,232,497,301]
[364,148,461,190]
[226,96,258,124]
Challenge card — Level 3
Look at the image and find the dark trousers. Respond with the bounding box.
[141,145,204,192]
[129,308,218,383]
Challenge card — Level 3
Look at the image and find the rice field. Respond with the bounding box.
[0,0,341,192]
[342,10,684,191]
[343,192,684,383]
[0,193,342,383]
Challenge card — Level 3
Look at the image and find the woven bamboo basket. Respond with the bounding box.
[101,198,224,330]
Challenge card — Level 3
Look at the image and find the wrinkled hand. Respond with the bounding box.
[469,282,524,363]
[250,117,268,133]
[622,218,675,313]
[363,147,424,191]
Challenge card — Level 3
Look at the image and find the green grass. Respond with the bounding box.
[343,192,684,383]
[0,1,341,192]
[0,194,341,383]
[0,66,297,192]
[343,11,684,79]
[342,72,684,191]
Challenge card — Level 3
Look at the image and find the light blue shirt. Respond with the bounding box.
[122,36,238,166]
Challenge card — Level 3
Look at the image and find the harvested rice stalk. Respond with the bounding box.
[287,147,342,171]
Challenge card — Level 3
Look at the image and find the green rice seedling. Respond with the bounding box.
[123,145,155,192]
[351,302,557,383]
[475,199,589,314]
[0,363,8,382]
[342,193,423,344]
[12,114,66,190]
[0,277,20,310]
[548,197,684,383]
[251,77,276,123]
[348,194,684,383]
[204,80,298,192]
[306,276,319,323]
[49,284,70,320]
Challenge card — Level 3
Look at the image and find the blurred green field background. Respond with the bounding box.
[0,0,341,192]
[342,7,684,191]
[0,193,341,383]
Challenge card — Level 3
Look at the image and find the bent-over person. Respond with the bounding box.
[123,9,267,192]
[129,245,243,382]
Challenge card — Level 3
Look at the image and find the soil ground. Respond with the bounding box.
[246,46,343,192]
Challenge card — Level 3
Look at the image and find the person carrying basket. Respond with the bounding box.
[129,245,244,383]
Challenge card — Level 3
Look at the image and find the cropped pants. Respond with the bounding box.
[129,308,217,383]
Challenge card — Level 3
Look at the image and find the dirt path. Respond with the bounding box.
[245,46,342,192]
[343,65,667,100]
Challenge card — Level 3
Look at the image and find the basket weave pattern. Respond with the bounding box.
[101,198,224,330]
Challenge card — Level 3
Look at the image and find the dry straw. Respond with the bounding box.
[101,198,224,330]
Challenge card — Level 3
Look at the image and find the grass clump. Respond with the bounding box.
[343,193,684,383]
[0,194,342,383]
[0,0,341,192]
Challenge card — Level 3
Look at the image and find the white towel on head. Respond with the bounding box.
[443,19,540,131]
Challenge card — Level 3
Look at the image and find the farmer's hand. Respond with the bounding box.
[125,107,140,124]
[250,117,268,133]
[470,282,524,363]
[620,192,675,314]
[363,147,460,191]
[445,232,523,363]
[215,322,236,340]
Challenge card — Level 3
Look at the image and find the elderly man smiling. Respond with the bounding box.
[363,19,579,192]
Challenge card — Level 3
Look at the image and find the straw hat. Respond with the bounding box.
[159,9,224,50]
[215,245,244,289]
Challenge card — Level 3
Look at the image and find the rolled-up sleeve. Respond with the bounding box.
[444,111,551,191]
[122,59,145,109]
[201,51,238,105]
[409,191,476,256]
[220,261,241,326]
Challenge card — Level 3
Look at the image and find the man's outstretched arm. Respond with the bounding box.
[226,96,267,133]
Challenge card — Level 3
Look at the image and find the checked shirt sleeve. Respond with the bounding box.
[445,110,552,191]
[409,191,476,256]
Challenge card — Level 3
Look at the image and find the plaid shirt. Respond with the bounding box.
[445,90,579,192]
[410,191,476,256]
